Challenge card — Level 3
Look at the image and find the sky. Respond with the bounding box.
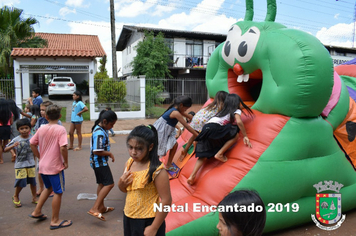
[2,0,356,76]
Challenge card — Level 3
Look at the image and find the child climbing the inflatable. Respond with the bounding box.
[153,96,198,173]
[119,125,171,236]
[180,91,228,161]
[187,93,253,185]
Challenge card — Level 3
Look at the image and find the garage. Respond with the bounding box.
[11,33,106,118]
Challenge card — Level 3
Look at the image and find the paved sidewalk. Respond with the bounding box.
[62,118,157,135]
[62,104,203,134]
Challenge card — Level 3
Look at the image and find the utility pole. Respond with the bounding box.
[110,0,118,79]
[353,2,356,48]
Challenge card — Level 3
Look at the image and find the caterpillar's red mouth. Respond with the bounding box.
[228,66,263,107]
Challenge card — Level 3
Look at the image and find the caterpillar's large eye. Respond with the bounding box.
[224,41,231,57]
[222,25,260,66]
[238,41,247,57]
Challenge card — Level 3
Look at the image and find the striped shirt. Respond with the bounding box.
[90,125,110,168]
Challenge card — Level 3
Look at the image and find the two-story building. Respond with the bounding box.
[325,45,356,66]
[116,25,226,79]
[116,25,356,78]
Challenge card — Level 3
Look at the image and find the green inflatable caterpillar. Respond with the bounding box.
[164,0,356,234]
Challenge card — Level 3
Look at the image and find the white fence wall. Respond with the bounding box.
[90,76,207,120]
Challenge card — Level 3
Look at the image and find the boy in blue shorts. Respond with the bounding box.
[4,119,37,207]
[29,105,72,230]
[33,101,61,197]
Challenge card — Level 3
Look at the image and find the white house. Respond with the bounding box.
[116,25,356,73]
[324,45,356,66]
[11,33,106,119]
[116,25,227,79]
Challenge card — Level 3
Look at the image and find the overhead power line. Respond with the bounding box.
[22,0,355,41]
[43,0,109,21]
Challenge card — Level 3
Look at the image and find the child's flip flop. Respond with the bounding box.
[50,220,72,230]
[166,166,178,172]
[12,197,22,208]
[166,163,180,178]
[28,214,47,221]
[87,211,105,221]
[104,207,114,213]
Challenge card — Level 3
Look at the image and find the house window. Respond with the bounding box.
[165,38,174,51]
[186,40,203,67]
[165,38,174,67]
[335,51,345,56]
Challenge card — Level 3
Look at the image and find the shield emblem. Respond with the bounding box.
[315,193,342,225]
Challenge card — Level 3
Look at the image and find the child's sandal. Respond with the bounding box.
[12,197,22,208]
[166,166,178,172]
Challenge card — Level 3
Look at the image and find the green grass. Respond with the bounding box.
[22,103,66,122]
[60,107,66,122]
[82,103,90,121]
[22,102,88,122]
[146,106,166,118]
[61,104,90,122]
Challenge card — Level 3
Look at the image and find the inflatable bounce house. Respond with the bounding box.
[162,0,356,234]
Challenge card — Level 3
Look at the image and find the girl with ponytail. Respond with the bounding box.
[119,125,172,236]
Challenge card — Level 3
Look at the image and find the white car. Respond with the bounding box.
[48,77,76,98]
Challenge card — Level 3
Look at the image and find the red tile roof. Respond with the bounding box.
[11,33,106,58]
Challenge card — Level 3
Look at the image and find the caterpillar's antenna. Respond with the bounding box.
[265,0,276,21]
[244,0,253,21]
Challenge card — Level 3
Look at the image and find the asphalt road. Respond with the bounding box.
[0,134,355,236]
[0,134,127,236]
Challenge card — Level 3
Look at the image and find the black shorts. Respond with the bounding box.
[0,125,11,140]
[195,123,239,158]
[93,165,114,186]
[123,214,166,236]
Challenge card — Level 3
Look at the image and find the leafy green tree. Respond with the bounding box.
[99,55,108,74]
[0,6,47,76]
[131,31,173,78]
[94,56,110,94]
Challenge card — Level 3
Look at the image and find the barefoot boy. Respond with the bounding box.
[29,105,72,230]
[4,118,37,207]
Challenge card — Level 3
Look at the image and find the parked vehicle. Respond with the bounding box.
[48,77,76,99]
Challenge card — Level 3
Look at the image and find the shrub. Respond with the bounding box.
[94,72,109,95]
[145,83,165,108]
[97,78,127,103]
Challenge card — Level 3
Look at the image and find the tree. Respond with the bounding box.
[99,55,108,73]
[95,56,127,107]
[94,56,110,94]
[131,31,173,78]
[0,6,47,76]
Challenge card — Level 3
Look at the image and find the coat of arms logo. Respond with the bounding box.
[311,181,346,230]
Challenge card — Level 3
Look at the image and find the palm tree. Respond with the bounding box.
[0,6,47,76]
